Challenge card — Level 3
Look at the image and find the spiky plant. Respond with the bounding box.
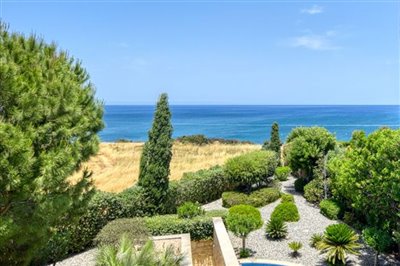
[310,233,324,248]
[317,224,361,265]
[288,241,302,257]
[96,234,183,266]
[265,218,288,239]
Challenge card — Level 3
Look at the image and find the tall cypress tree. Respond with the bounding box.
[270,122,282,153]
[263,122,281,153]
[138,93,173,213]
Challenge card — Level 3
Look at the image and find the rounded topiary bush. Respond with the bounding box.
[275,166,291,181]
[319,199,342,220]
[94,218,149,247]
[177,202,204,219]
[281,194,294,203]
[271,202,300,222]
[294,178,307,192]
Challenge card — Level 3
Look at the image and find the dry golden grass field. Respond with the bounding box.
[71,142,260,192]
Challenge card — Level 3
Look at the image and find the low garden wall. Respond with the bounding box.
[212,217,240,266]
[152,233,193,266]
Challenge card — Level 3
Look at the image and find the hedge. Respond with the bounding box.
[144,214,214,240]
[319,199,342,220]
[271,202,300,222]
[281,194,294,203]
[222,188,281,208]
[94,218,149,247]
[171,166,235,207]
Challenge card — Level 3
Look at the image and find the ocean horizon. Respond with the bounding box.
[100,105,400,143]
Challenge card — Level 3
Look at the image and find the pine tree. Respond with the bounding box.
[270,122,282,153]
[0,24,103,265]
[138,93,173,213]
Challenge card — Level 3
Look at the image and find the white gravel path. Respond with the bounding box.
[205,177,398,266]
[52,248,97,266]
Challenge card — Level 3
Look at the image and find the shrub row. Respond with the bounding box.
[281,193,294,203]
[222,188,281,208]
[175,134,253,145]
[271,202,300,222]
[144,211,227,240]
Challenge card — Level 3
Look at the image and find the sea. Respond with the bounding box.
[100,105,400,144]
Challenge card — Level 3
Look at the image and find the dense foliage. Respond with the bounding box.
[177,202,204,219]
[138,93,173,214]
[318,224,360,265]
[362,227,393,264]
[319,199,342,220]
[226,205,263,251]
[271,202,300,222]
[224,150,278,192]
[263,122,282,153]
[280,193,294,203]
[330,128,400,235]
[265,218,288,239]
[222,188,281,208]
[0,24,103,265]
[286,127,336,180]
[170,166,234,207]
[294,178,307,192]
[310,233,324,248]
[304,178,330,204]
[94,218,149,247]
[274,166,291,181]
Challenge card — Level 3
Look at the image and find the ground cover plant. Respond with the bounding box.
[274,166,291,181]
[177,202,204,219]
[288,241,302,257]
[319,199,342,220]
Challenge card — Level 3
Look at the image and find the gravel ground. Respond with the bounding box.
[205,177,398,266]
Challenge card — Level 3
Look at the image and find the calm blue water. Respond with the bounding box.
[100,105,400,143]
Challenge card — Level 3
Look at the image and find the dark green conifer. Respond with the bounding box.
[263,122,281,153]
[138,93,173,213]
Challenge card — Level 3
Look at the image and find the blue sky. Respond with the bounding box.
[1,1,399,105]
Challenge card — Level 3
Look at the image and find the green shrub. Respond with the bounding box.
[265,218,288,239]
[281,194,294,203]
[362,227,393,254]
[310,233,324,248]
[275,166,291,181]
[173,166,234,206]
[226,205,263,252]
[176,134,210,145]
[318,224,360,265]
[225,150,278,192]
[94,218,149,247]
[205,209,228,218]
[319,199,342,220]
[118,186,154,216]
[304,178,329,204]
[69,192,128,253]
[177,202,204,219]
[144,214,214,240]
[271,202,300,222]
[222,188,281,208]
[294,178,307,192]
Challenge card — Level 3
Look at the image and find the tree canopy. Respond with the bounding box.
[0,24,103,264]
[286,127,336,179]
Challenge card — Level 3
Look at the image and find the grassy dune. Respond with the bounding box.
[71,142,260,192]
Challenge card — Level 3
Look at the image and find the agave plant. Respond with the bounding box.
[96,234,183,266]
[288,241,302,257]
[317,224,361,265]
[265,218,288,239]
[310,233,324,248]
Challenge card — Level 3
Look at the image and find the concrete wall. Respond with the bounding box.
[191,240,213,266]
[152,233,193,266]
[212,217,240,266]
